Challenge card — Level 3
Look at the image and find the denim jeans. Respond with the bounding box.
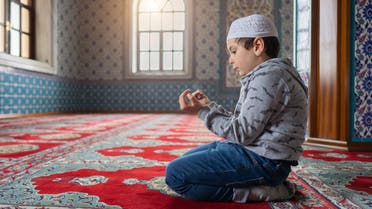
[165,141,293,202]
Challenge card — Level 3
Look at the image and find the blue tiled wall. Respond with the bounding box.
[0,69,85,114]
[83,80,237,112]
[0,69,238,114]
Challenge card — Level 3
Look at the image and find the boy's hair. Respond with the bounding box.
[237,37,280,58]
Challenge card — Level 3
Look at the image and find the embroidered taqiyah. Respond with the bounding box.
[227,14,278,40]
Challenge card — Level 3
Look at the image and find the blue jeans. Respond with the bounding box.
[165,141,293,202]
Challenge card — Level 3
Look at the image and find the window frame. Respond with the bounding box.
[7,0,33,58]
[125,0,193,79]
[0,0,56,74]
[294,0,311,86]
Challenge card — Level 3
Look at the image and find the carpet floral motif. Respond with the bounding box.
[0,114,371,209]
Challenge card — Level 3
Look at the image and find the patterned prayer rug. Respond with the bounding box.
[0,114,371,209]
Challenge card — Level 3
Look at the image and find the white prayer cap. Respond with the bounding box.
[227,14,278,40]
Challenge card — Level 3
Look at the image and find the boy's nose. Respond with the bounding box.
[229,57,234,65]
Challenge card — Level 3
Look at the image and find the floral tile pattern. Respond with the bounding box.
[353,0,372,140]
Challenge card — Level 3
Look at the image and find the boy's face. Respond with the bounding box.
[226,38,262,76]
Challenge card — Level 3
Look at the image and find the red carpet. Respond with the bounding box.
[0,114,371,209]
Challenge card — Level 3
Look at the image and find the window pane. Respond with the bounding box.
[173,32,183,50]
[173,51,183,70]
[297,50,310,71]
[150,52,159,70]
[139,0,152,12]
[10,1,20,30]
[163,32,172,50]
[298,12,310,29]
[0,26,4,52]
[140,52,149,71]
[0,0,4,23]
[10,29,20,56]
[297,32,309,49]
[21,7,30,33]
[161,12,173,30]
[21,33,29,58]
[173,12,184,30]
[150,32,159,50]
[156,0,167,11]
[162,1,173,12]
[171,0,185,11]
[163,52,172,70]
[139,0,166,12]
[140,32,149,51]
[20,0,31,6]
[150,12,161,30]
[139,13,150,31]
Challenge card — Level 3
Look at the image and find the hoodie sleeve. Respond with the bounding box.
[198,71,290,145]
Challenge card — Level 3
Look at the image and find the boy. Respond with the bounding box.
[166,14,308,202]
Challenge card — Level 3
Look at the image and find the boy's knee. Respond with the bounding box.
[165,161,180,186]
[165,160,187,193]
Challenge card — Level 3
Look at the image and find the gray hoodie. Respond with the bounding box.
[198,58,308,161]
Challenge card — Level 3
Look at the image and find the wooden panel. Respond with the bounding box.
[306,137,348,150]
[306,0,372,151]
[316,0,339,139]
[338,0,350,141]
[308,0,319,138]
[309,0,350,142]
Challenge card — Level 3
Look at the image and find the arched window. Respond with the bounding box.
[127,0,193,79]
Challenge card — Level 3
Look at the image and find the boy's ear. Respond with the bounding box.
[253,37,265,56]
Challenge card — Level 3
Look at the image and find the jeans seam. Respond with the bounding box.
[225,177,265,187]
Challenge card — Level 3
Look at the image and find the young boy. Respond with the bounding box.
[166,14,308,202]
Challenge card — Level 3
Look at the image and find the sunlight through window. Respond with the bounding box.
[131,0,191,78]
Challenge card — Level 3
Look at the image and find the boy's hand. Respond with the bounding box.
[192,89,210,106]
[179,89,210,113]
